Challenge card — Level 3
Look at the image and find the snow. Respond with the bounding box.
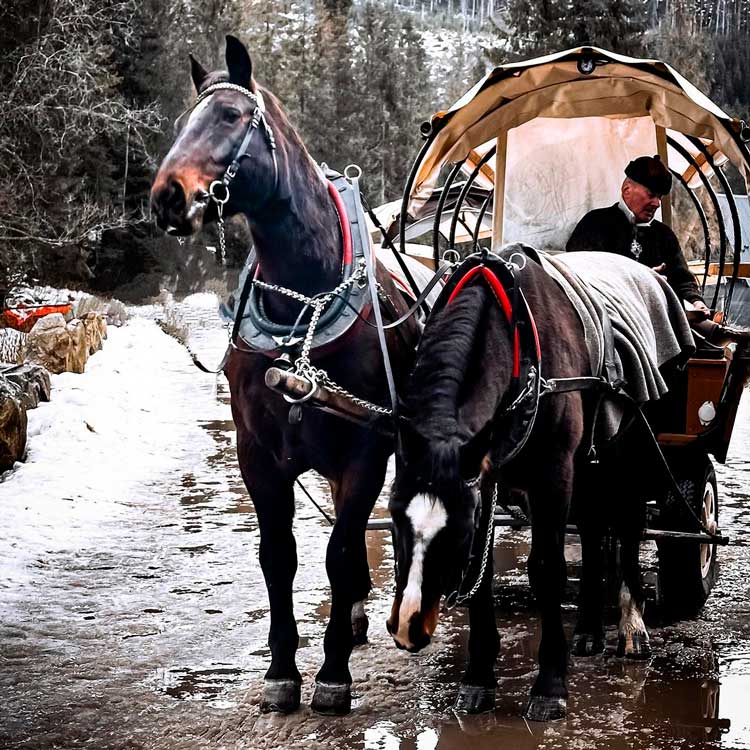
[0,318,217,574]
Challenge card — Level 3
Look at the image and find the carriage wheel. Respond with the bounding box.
[656,456,719,620]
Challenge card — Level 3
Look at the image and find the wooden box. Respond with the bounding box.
[685,357,728,434]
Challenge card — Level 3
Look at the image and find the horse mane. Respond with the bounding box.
[402,283,513,487]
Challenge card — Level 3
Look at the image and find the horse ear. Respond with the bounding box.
[225,35,254,90]
[189,54,208,93]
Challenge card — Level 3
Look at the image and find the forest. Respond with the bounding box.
[1,0,748,296]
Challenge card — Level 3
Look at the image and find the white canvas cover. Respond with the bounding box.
[501,116,658,252]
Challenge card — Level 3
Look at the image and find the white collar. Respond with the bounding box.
[618,199,654,228]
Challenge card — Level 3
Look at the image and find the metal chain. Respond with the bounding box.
[216,205,226,265]
[447,481,498,608]
[295,360,394,415]
[255,261,393,416]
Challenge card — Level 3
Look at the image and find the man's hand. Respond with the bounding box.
[692,300,711,317]
[651,263,666,274]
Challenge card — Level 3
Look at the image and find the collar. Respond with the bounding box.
[617,199,654,228]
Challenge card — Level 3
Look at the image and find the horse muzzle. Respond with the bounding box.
[386,598,439,652]
[150,174,210,236]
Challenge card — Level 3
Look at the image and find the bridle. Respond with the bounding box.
[173,81,280,256]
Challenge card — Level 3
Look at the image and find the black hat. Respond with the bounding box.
[624,155,672,195]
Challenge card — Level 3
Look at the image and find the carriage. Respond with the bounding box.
[152,39,750,719]
[274,46,750,618]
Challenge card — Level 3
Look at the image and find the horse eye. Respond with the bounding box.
[222,107,241,124]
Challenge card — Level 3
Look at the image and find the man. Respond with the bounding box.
[566,155,710,317]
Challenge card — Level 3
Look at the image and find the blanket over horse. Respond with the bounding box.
[539,250,696,437]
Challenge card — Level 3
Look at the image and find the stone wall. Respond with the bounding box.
[0,364,50,471]
[0,310,107,471]
[26,312,107,375]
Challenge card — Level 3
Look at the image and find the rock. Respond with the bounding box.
[27,313,89,374]
[66,319,88,373]
[0,364,51,409]
[0,377,27,471]
[82,312,107,355]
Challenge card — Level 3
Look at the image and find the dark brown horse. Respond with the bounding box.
[387,248,651,721]
[151,36,419,715]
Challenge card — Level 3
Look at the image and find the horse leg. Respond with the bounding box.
[524,482,571,722]
[351,598,369,647]
[454,492,499,714]
[573,525,606,656]
[616,528,650,660]
[238,440,301,713]
[311,458,385,715]
[329,478,370,647]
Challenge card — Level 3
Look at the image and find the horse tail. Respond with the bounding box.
[405,284,491,488]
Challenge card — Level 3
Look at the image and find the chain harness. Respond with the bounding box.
[252,262,395,415]
[444,477,499,609]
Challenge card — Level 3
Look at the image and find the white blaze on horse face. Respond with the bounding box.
[395,494,447,648]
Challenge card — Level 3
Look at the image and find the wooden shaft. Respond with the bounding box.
[264,366,392,432]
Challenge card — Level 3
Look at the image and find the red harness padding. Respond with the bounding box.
[447,265,540,379]
[326,179,354,267]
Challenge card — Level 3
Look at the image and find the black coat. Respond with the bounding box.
[566,203,703,303]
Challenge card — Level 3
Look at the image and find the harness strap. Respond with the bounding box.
[541,375,612,394]
[245,178,357,341]
[348,169,399,420]
[362,196,430,316]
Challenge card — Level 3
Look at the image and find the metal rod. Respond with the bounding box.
[687,136,743,317]
[398,132,438,256]
[667,136,727,309]
[367,516,729,545]
[432,160,468,269]
[670,168,711,292]
[264,367,393,434]
[472,193,494,253]
[447,145,497,250]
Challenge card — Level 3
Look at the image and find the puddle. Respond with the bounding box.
[1,300,748,749]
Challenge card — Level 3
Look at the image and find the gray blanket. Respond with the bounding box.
[539,251,695,436]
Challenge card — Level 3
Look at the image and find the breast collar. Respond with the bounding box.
[230,169,373,358]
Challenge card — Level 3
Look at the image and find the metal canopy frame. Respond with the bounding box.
[397,45,750,321]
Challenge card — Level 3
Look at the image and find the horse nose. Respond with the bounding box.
[151,177,187,232]
[406,620,431,652]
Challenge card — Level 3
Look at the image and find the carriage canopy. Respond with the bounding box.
[406,46,750,254]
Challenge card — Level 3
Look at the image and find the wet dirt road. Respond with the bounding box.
[1,300,750,749]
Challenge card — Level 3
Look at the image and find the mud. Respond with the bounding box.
[1,301,749,749]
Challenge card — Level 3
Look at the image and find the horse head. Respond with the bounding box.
[150,36,279,236]
[386,427,487,652]
[386,282,513,652]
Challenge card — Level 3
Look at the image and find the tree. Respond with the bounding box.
[489,0,648,62]
[0,0,162,287]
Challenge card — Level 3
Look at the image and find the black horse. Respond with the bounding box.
[151,36,421,715]
[387,248,651,721]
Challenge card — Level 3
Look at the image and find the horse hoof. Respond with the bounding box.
[572,632,605,657]
[617,632,651,660]
[524,695,567,722]
[260,679,301,714]
[311,681,352,715]
[454,684,496,714]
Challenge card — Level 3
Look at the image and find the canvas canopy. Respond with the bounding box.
[407,46,750,252]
